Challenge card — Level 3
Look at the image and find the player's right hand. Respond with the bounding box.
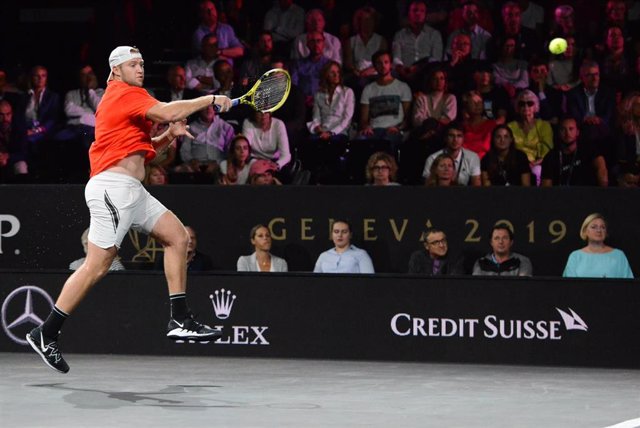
[213,95,232,113]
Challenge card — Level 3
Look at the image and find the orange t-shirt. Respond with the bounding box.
[89,80,159,177]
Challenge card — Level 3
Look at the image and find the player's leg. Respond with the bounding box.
[149,209,221,342]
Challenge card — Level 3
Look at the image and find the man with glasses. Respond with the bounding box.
[408,227,464,275]
[472,225,532,276]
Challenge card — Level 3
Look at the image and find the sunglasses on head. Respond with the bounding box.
[518,100,535,107]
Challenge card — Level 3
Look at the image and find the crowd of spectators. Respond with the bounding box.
[2,0,640,188]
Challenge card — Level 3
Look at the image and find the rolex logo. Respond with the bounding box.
[209,288,236,320]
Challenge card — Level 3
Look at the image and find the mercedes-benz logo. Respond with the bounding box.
[1,285,54,345]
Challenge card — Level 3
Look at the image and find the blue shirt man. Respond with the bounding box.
[313,220,375,274]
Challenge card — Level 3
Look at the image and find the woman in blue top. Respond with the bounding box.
[563,213,633,279]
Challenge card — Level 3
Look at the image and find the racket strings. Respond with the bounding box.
[253,73,289,111]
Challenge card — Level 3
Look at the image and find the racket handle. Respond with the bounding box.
[213,98,240,113]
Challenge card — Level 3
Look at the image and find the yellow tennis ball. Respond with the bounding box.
[548,38,568,55]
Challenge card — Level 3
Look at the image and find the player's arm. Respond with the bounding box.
[146,95,231,123]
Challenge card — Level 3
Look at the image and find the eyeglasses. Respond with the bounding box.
[372,165,390,171]
[518,100,535,107]
[427,238,447,246]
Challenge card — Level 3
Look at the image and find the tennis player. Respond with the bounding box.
[26,46,232,373]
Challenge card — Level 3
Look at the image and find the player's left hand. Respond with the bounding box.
[168,120,194,139]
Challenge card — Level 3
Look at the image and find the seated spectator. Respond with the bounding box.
[220,134,255,185]
[291,9,341,63]
[488,1,541,63]
[237,224,288,272]
[447,0,494,35]
[176,105,234,175]
[343,6,387,82]
[392,0,443,87]
[481,125,531,186]
[507,90,553,185]
[442,33,478,96]
[527,60,562,124]
[248,159,282,185]
[290,30,331,108]
[549,5,579,44]
[472,225,532,276]
[70,227,125,271]
[314,219,375,274]
[615,91,640,172]
[239,31,275,87]
[191,0,244,62]
[597,25,633,96]
[270,59,307,152]
[423,123,481,186]
[185,33,221,95]
[156,226,214,272]
[541,117,608,187]
[263,0,305,57]
[0,69,25,113]
[563,213,633,278]
[547,36,581,93]
[0,99,28,179]
[461,90,496,159]
[144,165,168,186]
[408,227,464,275]
[445,1,492,60]
[359,50,412,148]
[492,36,529,99]
[242,110,291,170]
[155,65,201,103]
[365,151,400,186]
[472,62,510,124]
[425,153,457,186]
[566,61,615,148]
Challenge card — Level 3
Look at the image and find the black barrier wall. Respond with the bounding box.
[0,185,639,275]
[1,271,639,368]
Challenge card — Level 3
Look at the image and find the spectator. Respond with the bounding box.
[488,1,541,63]
[446,1,492,60]
[408,227,464,275]
[156,226,214,272]
[24,65,61,162]
[144,165,168,186]
[507,90,553,185]
[447,0,495,35]
[563,213,633,278]
[0,99,28,178]
[155,65,201,103]
[242,110,291,170]
[263,0,305,56]
[481,124,531,186]
[365,151,400,186]
[177,105,234,175]
[314,219,375,274]
[237,224,288,272]
[239,31,275,87]
[359,50,412,148]
[185,33,221,94]
[220,134,255,185]
[392,0,443,86]
[343,6,387,81]
[213,59,248,131]
[492,36,529,99]
[423,122,481,186]
[616,163,639,187]
[461,90,496,159]
[291,9,342,63]
[549,5,578,42]
[442,33,478,96]
[191,0,244,62]
[69,227,125,271]
[615,91,640,172]
[248,159,282,185]
[291,31,330,109]
[472,62,510,124]
[270,59,307,151]
[566,61,616,147]
[547,36,581,93]
[518,0,544,33]
[473,225,532,276]
[597,25,633,95]
[425,153,458,186]
[527,60,562,124]
[541,116,608,187]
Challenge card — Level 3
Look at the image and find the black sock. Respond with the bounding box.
[170,293,189,320]
[41,306,69,338]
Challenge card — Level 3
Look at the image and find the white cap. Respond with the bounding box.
[107,46,142,82]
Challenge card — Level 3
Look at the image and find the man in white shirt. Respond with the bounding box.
[264,0,305,55]
[423,122,481,186]
[291,9,342,64]
[186,33,221,94]
[314,220,375,274]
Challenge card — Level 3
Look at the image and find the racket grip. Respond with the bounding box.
[213,98,240,113]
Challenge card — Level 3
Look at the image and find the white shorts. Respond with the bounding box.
[85,171,168,249]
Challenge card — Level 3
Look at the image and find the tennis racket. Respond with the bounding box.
[216,68,291,113]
